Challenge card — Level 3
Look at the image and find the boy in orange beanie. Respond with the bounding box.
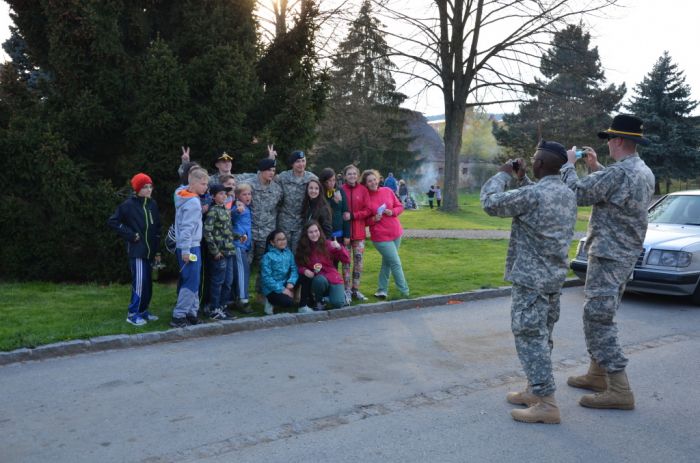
[108,173,162,326]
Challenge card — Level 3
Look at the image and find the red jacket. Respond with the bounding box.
[342,182,372,240]
[366,187,403,242]
[296,240,350,285]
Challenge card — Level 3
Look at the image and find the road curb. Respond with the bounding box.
[0,279,584,366]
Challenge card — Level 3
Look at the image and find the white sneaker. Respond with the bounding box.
[374,290,388,299]
[298,305,314,314]
[344,290,352,306]
[264,301,274,315]
[352,290,368,301]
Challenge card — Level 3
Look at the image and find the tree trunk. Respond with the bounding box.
[442,103,466,211]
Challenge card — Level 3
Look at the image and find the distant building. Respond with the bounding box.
[412,111,501,189]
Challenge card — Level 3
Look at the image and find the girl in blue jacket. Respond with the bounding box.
[260,229,298,315]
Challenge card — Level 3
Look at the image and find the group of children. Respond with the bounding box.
[109,151,410,328]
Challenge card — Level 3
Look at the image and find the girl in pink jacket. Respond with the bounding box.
[295,221,350,311]
[360,169,409,298]
[341,164,373,302]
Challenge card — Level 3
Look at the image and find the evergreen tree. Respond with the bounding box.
[626,52,700,193]
[255,0,327,163]
[313,0,417,176]
[126,38,195,213]
[493,24,625,158]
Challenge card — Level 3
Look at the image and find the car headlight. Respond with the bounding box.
[646,249,692,268]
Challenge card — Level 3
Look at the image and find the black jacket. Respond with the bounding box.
[108,195,162,260]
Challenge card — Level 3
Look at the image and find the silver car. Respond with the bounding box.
[571,190,700,304]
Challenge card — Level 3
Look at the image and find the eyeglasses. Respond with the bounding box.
[274,237,287,242]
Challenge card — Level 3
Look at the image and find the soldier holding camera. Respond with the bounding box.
[561,114,655,411]
[481,140,577,424]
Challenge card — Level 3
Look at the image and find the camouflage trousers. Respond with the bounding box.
[583,255,636,373]
[279,221,303,255]
[511,284,561,397]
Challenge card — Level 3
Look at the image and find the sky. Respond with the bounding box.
[1,0,698,117]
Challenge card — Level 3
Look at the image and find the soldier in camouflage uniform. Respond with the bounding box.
[481,140,577,424]
[249,158,283,268]
[276,150,318,253]
[561,114,655,411]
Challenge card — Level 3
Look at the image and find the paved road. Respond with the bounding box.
[2,288,699,462]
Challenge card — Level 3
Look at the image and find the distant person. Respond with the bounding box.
[107,173,162,326]
[398,179,408,205]
[481,141,576,424]
[384,172,398,194]
[276,150,318,253]
[341,164,373,302]
[260,230,298,315]
[435,185,442,207]
[562,114,655,411]
[171,168,210,327]
[361,169,409,298]
[295,221,350,311]
[426,185,436,209]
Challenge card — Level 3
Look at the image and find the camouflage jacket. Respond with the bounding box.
[249,174,283,242]
[203,204,237,257]
[481,172,577,293]
[560,154,655,261]
[276,170,318,232]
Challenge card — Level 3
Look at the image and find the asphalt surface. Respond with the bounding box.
[2,287,699,463]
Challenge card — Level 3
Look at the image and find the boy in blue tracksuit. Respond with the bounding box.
[171,167,210,327]
[108,173,162,326]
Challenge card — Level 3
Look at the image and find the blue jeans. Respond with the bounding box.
[311,275,346,309]
[208,255,234,309]
[173,247,202,319]
[373,238,409,295]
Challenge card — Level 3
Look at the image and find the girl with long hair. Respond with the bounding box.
[295,221,350,311]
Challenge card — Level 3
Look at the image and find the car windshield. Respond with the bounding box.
[648,195,700,225]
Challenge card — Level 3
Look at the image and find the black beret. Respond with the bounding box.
[288,150,305,164]
[258,158,276,171]
[537,140,567,161]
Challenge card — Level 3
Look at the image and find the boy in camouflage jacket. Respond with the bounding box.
[204,184,240,320]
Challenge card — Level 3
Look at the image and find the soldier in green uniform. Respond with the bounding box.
[482,140,577,424]
[561,114,655,410]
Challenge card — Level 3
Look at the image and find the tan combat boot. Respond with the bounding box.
[506,389,539,407]
[579,370,635,410]
[567,359,607,392]
[511,394,560,424]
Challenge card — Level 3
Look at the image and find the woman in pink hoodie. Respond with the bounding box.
[341,164,373,302]
[360,169,409,298]
[295,221,350,311]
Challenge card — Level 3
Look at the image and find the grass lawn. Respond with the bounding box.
[0,238,581,352]
[400,193,591,232]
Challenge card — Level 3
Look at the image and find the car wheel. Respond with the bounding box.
[691,282,700,305]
